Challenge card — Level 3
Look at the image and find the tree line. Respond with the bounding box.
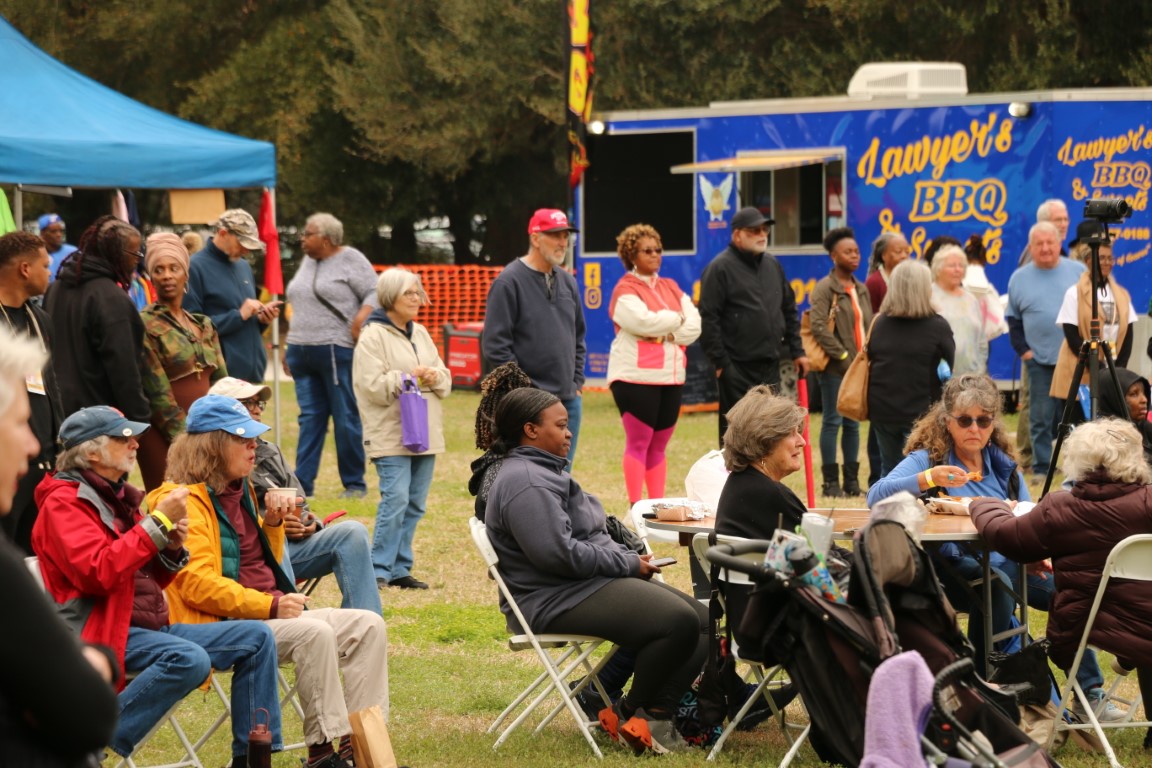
[5,0,1151,266]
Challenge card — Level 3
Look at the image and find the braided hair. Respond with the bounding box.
[75,215,141,287]
[474,362,533,449]
[491,388,560,455]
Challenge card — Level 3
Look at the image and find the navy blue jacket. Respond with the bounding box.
[186,240,268,383]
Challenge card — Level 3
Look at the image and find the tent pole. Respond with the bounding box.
[13,185,21,227]
[269,187,282,447]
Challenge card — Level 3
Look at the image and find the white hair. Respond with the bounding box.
[56,436,113,473]
[0,327,47,413]
[375,267,425,310]
[1061,418,1152,485]
[1028,221,1060,244]
[1036,199,1067,223]
[306,212,344,246]
[929,245,967,281]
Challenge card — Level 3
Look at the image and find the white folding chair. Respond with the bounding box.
[627,507,664,583]
[1048,534,1152,768]
[469,517,619,758]
[692,533,807,763]
[626,499,681,546]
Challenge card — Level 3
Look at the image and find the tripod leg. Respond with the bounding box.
[1041,343,1093,499]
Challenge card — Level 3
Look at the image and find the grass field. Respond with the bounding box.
[124,386,1147,767]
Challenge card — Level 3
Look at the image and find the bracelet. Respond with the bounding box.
[923,469,936,488]
[151,511,174,533]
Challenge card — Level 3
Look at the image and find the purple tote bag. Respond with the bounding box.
[399,374,430,453]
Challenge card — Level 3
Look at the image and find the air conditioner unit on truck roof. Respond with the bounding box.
[847,62,968,98]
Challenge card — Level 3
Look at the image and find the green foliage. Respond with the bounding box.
[6,0,1152,261]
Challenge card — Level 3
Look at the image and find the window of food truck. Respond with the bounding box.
[670,149,845,249]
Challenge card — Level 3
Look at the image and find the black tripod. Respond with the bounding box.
[1041,223,1129,498]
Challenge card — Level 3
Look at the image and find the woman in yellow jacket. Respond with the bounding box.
[353,268,451,591]
[150,395,389,768]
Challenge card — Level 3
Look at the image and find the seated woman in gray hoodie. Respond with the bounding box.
[476,387,707,756]
[1096,366,1152,464]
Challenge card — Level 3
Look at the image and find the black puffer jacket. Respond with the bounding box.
[44,252,149,421]
[971,477,1152,669]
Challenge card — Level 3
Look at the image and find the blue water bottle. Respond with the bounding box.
[937,359,952,382]
[787,545,845,603]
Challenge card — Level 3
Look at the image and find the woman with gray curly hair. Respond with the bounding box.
[972,419,1152,737]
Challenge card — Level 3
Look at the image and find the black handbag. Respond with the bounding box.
[604,515,645,555]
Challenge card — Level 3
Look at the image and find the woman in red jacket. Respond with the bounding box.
[971,418,1152,743]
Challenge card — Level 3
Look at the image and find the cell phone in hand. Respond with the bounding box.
[649,556,677,568]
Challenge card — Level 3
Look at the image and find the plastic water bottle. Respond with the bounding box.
[787,545,845,603]
[937,358,952,382]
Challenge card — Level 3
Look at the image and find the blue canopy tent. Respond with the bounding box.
[0,15,275,201]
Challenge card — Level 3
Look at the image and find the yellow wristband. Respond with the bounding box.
[923,469,936,488]
[151,510,174,533]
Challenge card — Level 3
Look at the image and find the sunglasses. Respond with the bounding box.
[240,398,267,411]
[951,414,994,429]
[639,247,663,255]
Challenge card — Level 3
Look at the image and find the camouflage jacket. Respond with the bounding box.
[140,303,228,441]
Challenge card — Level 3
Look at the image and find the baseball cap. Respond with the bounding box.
[186,395,271,437]
[38,213,64,231]
[1069,219,1104,247]
[527,209,578,234]
[59,406,149,450]
[731,207,775,230]
[215,209,266,253]
[208,376,273,402]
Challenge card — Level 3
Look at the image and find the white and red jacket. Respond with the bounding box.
[606,272,701,385]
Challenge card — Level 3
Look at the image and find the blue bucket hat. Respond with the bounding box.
[59,406,149,450]
[38,213,64,231]
[186,395,271,438]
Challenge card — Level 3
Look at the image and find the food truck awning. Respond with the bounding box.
[670,150,841,174]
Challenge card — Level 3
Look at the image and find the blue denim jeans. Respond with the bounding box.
[284,522,382,614]
[1025,359,1057,475]
[871,420,912,478]
[286,343,367,495]
[818,372,859,466]
[371,454,436,582]
[561,394,583,471]
[114,622,282,759]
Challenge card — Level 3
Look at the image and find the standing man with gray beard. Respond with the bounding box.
[699,207,808,446]
[483,209,586,467]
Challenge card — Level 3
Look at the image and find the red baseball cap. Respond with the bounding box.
[527,209,578,234]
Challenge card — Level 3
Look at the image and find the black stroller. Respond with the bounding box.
[705,519,1060,767]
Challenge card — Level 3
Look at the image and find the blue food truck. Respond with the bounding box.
[574,65,1152,392]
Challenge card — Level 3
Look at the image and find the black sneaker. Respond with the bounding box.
[388,575,429,590]
[301,753,352,768]
[736,682,798,731]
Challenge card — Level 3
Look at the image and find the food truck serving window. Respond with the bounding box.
[671,150,845,248]
[583,130,695,254]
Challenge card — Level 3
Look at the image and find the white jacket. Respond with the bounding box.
[352,317,451,458]
[606,273,701,385]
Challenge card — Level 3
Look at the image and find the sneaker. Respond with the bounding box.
[301,754,353,768]
[387,575,429,590]
[339,488,367,499]
[1070,688,1127,723]
[736,682,798,731]
[619,708,689,755]
[569,681,604,722]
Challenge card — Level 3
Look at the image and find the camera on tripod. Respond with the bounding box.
[1083,198,1131,223]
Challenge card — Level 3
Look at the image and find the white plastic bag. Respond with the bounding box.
[684,449,729,514]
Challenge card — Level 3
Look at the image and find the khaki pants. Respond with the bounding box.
[267,607,388,746]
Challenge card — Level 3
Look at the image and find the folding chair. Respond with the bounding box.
[690,533,805,761]
[1048,534,1152,768]
[626,506,664,583]
[117,674,233,768]
[468,517,619,758]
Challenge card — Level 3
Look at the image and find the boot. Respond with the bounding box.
[842,462,863,496]
[821,464,844,498]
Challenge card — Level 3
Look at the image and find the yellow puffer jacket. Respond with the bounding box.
[146,481,286,624]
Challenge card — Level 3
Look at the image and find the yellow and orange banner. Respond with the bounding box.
[567,0,594,188]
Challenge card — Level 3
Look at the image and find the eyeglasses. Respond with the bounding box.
[123,249,144,261]
[301,230,320,238]
[240,398,267,411]
[951,414,994,429]
[227,434,258,446]
[639,247,663,255]
[109,435,137,444]
[741,225,771,234]
[402,289,423,299]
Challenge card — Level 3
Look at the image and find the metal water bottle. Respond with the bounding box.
[248,707,272,768]
[787,545,845,603]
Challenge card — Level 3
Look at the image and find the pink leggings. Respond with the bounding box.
[610,382,684,503]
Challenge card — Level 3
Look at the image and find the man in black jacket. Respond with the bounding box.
[699,207,808,445]
[0,231,63,553]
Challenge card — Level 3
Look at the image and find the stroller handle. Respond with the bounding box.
[703,539,784,584]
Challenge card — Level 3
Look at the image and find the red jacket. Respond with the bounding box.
[32,470,184,688]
